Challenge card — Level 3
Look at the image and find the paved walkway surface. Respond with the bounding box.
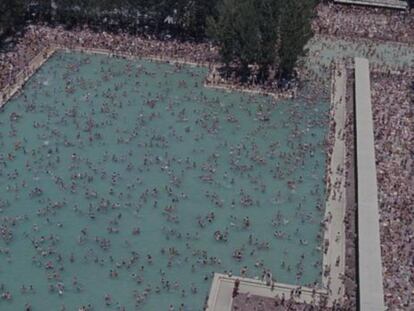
[232,293,320,311]
[354,57,385,311]
[0,47,56,108]
[322,62,347,305]
[206,274,327,311]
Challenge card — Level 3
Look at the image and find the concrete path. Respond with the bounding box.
[322,61,347,305]
[354,57,385,311]
[206,273,328,311]
[0,47,56,108]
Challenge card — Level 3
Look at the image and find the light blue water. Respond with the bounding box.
[0,52,328,310]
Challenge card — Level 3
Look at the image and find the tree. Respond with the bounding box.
[254,0,279,82]
[207,0,279,81]
[8,0,217,40]
[176,0,219,40]
[0,0,25,39]
[209,0,317,83]
[27,0,54,24]
[207,0,240,67]
[277,0,316,79]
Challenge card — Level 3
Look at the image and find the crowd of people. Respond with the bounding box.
[0,20,330,311]
[232,291,339,311]
[371,72,414,309]
[313,2,414,44]
[315,3,414,309]
[0,25,219,98]
[0,26,295,105]
[0,1,412,310]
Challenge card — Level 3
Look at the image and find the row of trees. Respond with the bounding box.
[28,0,219,40]
[208,0,317,80]
[0,0,219,41]
[0,0,318,81]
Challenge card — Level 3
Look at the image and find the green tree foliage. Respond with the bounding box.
[52,0,130,29]
[207,0,278,81]
[0,0,25,38]
[124,0,218,40]
[29,0,217,40]
[2,0,316,82]
[28,0,53,23]
[254,0,279,81]
[175,0,219,40]
[209,0,317,81]
[278,0,316,79]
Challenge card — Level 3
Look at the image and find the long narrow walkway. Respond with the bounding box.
[354,57,385,311]
[322,61,347,305]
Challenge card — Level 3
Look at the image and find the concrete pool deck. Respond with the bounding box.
[322,61,347,305]
[206,273,328,310]
[0,46,56,108]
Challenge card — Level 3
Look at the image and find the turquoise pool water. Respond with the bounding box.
[0,52,328,310]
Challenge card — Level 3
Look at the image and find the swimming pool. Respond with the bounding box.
[0,51,328,310]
